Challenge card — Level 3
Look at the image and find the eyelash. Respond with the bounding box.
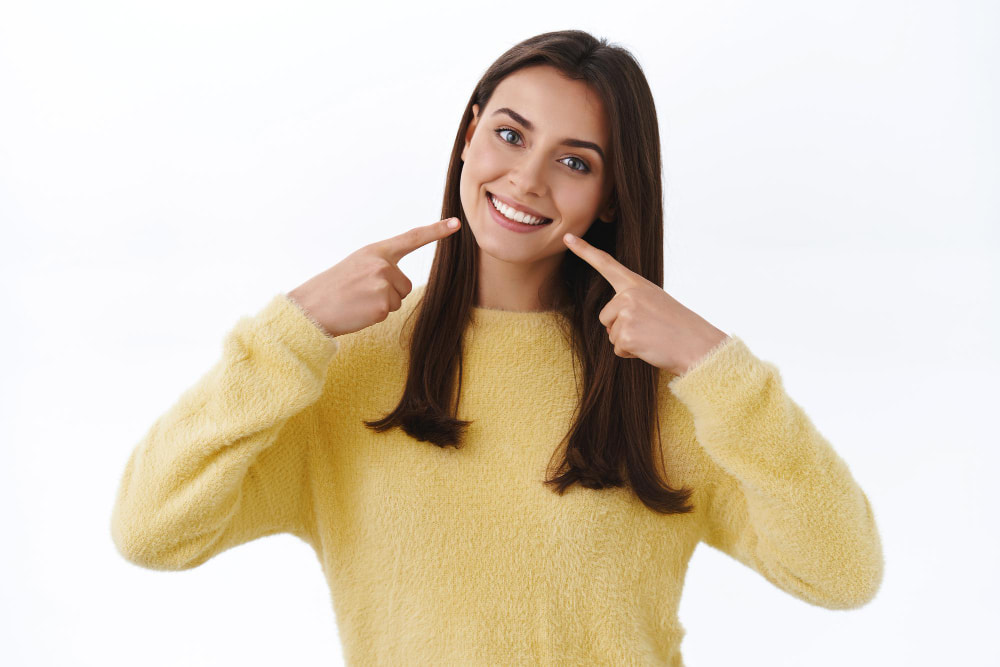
[493,126,592,174]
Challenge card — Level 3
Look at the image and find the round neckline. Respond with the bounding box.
[408,283,569,327]
[471,305,560,314]
[467,303,571,336]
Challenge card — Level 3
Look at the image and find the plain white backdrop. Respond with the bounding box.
[1,0,997,664]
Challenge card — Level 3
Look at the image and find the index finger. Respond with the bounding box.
[380,217,460,264]
[564,233,635,292]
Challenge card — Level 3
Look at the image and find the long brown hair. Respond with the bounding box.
[364,29,694,515]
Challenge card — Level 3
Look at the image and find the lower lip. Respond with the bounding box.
[486,191,552,233]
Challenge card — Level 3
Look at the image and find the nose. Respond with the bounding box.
[507,149,549,199]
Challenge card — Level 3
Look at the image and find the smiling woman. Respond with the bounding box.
[111,28,883,667]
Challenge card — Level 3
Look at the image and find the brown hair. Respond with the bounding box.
[364,29,694,515]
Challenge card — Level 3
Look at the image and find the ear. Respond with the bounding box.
[598,191,616,223]
[461,104,480,162]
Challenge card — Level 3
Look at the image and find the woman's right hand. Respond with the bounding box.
[286,217,461,339]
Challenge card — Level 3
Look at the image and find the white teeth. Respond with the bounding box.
[490,194,548,225]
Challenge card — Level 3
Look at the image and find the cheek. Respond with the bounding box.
[554,183,604,223]
[461,138,510,205]
[467,135,510,177]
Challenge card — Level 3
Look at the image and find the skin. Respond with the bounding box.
[460,64,615,312]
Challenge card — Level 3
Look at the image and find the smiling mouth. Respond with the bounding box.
[486,190,553,225]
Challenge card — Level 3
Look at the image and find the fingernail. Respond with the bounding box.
[564,233,576,244]
[448,218,459,229]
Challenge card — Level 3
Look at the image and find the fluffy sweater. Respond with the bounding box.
[110,282,884,666]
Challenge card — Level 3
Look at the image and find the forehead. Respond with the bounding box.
[485,65,608,143]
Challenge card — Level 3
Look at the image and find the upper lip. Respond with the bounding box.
[488,191,552,220]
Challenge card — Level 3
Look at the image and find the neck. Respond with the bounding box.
[475,248,565,312]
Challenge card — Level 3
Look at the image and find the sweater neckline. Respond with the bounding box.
[470,304,561,315]
[465,304,573,347]
[469,303,568,324]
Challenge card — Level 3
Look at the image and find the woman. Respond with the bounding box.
[111,30,884,666]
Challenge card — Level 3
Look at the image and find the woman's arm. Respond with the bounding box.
[110,293,339,570]
[668,336,884,609]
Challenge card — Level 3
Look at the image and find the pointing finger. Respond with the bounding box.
[563,233,635,292]
[381,217,461,264]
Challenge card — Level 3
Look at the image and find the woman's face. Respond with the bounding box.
[460,65,614,264]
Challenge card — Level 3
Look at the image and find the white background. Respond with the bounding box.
[1,0,997,665]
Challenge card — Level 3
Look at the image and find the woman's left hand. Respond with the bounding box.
[563,232,731,376]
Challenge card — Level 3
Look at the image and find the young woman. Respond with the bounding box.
[111,30,884,666]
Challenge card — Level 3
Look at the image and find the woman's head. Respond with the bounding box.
[445,29,664,311]
[365,30,694,516]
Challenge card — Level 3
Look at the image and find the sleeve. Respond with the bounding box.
[110,293,340,571]
[667,335,884,610]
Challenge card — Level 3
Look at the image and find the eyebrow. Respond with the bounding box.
[490,107,606,163]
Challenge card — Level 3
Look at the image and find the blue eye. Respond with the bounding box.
[493,126,591,174]
[561,156,589,173]
[495,127,522,145]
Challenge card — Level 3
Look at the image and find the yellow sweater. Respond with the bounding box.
[110,283,884,666]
